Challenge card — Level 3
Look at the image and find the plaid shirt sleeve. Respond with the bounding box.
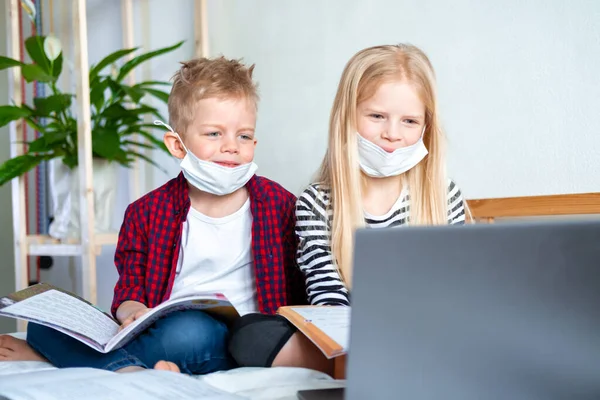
[111,202,148,317]
[283,192,309,305]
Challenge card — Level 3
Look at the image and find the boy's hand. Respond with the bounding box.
[119,307,151,331]
[116,301,151,331]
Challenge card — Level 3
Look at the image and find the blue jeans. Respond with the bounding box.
[26,310,236,374]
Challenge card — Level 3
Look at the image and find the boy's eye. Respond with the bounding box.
[240,134,254,141]
[206,132,220,137]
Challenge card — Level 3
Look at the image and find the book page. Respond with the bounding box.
[0,369,243,400]
[291,307,351,350]
[0,289,118,347]
[106,293,238,351]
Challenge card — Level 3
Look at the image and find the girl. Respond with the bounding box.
[232,43,466,374]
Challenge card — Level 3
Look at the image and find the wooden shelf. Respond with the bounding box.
[26,233,119,256]
[7,0,208,332]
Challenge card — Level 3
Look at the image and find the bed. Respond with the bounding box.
[0,333,344,400]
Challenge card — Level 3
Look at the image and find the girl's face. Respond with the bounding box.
[356,80,426,153]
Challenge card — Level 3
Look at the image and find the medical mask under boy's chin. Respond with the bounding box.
[356,126,428,178]
[154,120,258,196]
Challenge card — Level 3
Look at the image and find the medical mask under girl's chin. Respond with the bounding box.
[356,126,428,178]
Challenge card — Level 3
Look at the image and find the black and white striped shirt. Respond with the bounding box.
[295,180,466,306]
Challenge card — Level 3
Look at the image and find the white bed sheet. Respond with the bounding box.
[0,333,345,400]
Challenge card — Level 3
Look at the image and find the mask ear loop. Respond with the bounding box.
[154,120,189,154]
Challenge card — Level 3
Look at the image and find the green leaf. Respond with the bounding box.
[126,150,167,173]
[25,36,51,74]
[33,94,73,116]
[51,52,63,78]
[0,154,52,186]
[89,47,139,82]
[100,103,129,119]
[0,106,31,128]
[105,78,127,99]
[122,140,155,150]
[120,85,145,103]
[117,41,184,82]
[62,154,77,168]
[21,64,56,83]
[23,116,44,132]
[121,129,169,154]
[28,136,54,153]
[124,123,169,132]
[101,103,161,120]
[112,148,133,166]
[0,56,25,71]
[41,130,70,147]
[90,78,109,112]
[139,87,169,104]
[132,81,171,88]
[92,128,121,159]
[133,104,163,120]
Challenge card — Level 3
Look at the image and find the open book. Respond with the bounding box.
[277,305,350,359]
[0,367,243,400]
[0,283,239,353]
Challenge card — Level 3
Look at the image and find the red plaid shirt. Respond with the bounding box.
[111,173,307,317]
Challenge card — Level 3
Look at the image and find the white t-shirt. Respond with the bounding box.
[170,199,258,315]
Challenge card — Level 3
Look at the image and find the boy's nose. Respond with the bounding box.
[221,137,239,153]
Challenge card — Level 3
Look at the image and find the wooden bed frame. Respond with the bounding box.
[467,192,600,223]
[333,191,600,379]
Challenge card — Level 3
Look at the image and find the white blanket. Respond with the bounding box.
[0,333,344,400]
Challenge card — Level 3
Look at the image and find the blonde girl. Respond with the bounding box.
[228,43,466,374]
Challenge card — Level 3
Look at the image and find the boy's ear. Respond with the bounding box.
[163,131,186,159]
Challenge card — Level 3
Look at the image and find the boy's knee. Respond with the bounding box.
[228,313,296,367]
[155,311,228,355]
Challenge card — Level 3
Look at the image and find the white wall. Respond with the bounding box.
[195,0,600,198]
[1,0,599,328]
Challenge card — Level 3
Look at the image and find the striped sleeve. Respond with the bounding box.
[447,179,466,225]
[295,185,350,306]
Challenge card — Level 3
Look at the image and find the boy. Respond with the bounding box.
[0,57,307,374]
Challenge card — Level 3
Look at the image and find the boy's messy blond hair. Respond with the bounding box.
[168,56,259,134]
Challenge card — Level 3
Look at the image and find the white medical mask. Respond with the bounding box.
[154,120,257,196]
[357,126,428,178]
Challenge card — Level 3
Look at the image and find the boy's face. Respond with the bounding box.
[165,96,257,167]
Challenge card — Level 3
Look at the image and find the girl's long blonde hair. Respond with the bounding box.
[317,44,448,287]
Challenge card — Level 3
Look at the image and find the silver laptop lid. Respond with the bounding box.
[346,220,600,400]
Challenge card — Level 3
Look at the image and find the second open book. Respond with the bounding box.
[277,305,350,359]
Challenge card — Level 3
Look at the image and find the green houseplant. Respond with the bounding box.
[0,35,183,238]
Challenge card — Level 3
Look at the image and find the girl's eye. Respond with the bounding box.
[206,132,220,137]
[369,113,384,119]
[404,119,418,124]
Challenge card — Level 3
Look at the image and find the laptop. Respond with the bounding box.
[344,220,600,400]
[297,388,345,400]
